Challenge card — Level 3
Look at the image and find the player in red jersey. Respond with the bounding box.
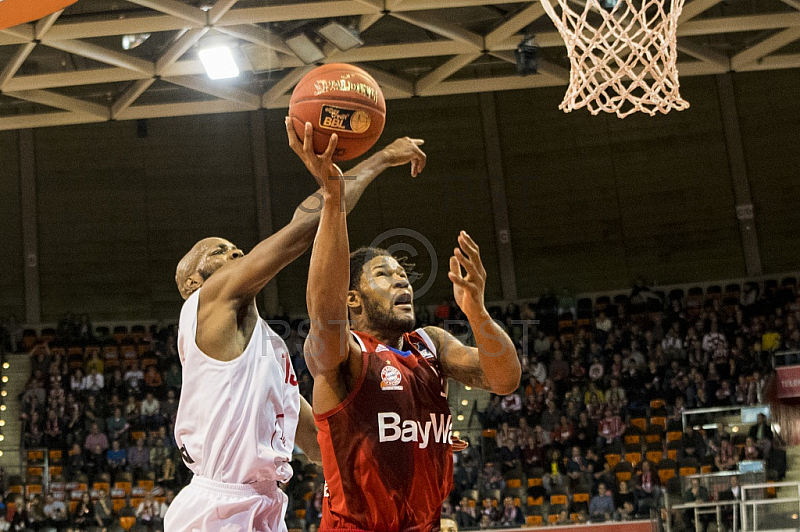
[291,132,521,532]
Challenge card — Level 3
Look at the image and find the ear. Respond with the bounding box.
[346,290,362,313]
[183,272,204,299]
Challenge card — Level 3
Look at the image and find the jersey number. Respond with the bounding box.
[285,357,298,386]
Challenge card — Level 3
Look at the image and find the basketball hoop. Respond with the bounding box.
[540,0,690,117]
[0,0,78,31]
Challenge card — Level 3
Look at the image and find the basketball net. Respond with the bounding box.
[540,0,690,117]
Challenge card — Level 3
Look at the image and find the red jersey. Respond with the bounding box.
[316,329,453,532]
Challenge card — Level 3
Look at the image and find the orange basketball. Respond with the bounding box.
[289,63,386,162]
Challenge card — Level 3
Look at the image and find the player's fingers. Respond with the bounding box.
[449,255,462,280]
[458,231,480,257]
[302,122,314,156]
[285,117,301,152]
[322,133,338,160]
[448,271,471,288]
[410,138,424,146]
[455,248,480,280]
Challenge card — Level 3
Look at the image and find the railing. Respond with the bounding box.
[681,404,770,431]
[665,480,800,532]
[741,481,800,532]
[773,350,800,367]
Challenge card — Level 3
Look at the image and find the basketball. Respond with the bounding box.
[289,63,386,162]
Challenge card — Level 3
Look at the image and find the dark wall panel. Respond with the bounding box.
[0,131,25,319]
[497,76,744,298]
[265,94,501,314]
[34,113,256,321]
[734,70,800,275]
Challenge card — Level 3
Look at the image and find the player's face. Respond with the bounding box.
[196,238,243,280]
[440,518,458,532]
[358,255,415,335]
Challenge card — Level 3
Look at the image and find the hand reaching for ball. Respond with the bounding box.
[286,118,343,193]
[381,137,426,177]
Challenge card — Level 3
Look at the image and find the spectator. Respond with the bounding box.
[150,438,170,473]
[107,406,130,442]
[742,436,762,460]
[72,492,94,530]
[136,492,164,531]
[589,482,615,521]
[43,492,69,530]
[108,439,128,477]
[94,489,114,530]
[158,457,178,490]
[499,393,522,424]
[165,363,182,392]
[124,362,144,397]
[634,461,661,514]
[84,422,109,453]
[499,496,524,527]
[455,496,477,529]
[683,478,711,531]
[125,395,140,427]
[65,443,85,478]
[543,449,566,494]
[140,392,162,429]
[566,446,588,488]
[144,366,164,395]
[615,480,636,521]
[596,409,624,451]
[715,438,739,471]
[128,437,151,478]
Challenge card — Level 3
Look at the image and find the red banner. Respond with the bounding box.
[776,366,800,399]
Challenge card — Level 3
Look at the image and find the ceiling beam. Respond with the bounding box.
[390,12,484,49]
[115,98,254,121]
[0,112,105,131]
[0,43,37,90]
[261,65,314,107]
[678,42,730,70]
[162,75,261,108]
[124,0,206,26]
[484,3,546,50]
[415,53,482,94]
[731,27,800,69]
[208,0,242,25]
[215,24,291,55]
[679,11,800,36]
[4,89,110,118]
[680,0,726,22]
[42,39,155,74]
[218,1,379,26]
[389,0,521,9]
[156,28,209,74]
[112,79,155,119]
[360,66,415,97]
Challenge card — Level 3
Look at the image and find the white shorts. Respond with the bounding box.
[164,476,288,532]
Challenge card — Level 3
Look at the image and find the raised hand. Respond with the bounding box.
[451,434,470,452]
[286,118,343,190]
[381,137,426,177]
[448,231,487,318]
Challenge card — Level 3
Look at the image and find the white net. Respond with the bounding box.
[540,0,690,117]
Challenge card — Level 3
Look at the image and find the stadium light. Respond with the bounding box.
[198,46,240,80]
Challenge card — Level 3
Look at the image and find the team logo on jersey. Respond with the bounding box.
[380,365,403,391]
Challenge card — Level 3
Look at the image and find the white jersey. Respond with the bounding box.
[174,289,300,484]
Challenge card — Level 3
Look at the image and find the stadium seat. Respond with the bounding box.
[526,515,543,526]
[605,453,621,469]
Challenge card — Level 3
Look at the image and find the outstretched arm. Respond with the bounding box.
[206,121,426,305]
[425,232,521,395]
[294,395,322,465]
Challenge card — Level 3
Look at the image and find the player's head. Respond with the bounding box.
[440,516,458,532]
[348,247,415,336]
[175,237,243,300]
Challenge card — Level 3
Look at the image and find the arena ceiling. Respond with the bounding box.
[0,0,799,130]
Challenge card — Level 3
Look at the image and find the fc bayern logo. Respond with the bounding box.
[380,366,402,389]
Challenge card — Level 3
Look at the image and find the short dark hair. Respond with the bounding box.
[348,247,415,291]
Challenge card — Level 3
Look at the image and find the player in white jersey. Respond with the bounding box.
[163,120,427,532]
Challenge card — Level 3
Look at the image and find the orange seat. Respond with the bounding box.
[528,496,543,506]
[482,429,497,438]
[113,499,126,512]
[658,469,676,484]
[49,449,63,463]
[570,513,581,522]
[528,477,543,487]
[605,454,622,469]
[548,514,559,524]
[630,418,647,431]
[651,417,667,429]
[114,481,132,495]
[295,509,306,519]
[667,431,682,442]
[138,480,154,491]
[616,471,632,482]
[701,465,712,474]
[667,449,678,461]
[573,492,590,503]
[646,451,663,464]
[650,399,666,409]
[93,482,110,492]
[625,452,642,466]
[526,515,543,526]
[507,478,521,489]
[680,467,698,477]
[120,516,137,531]
[624,434,641,445]
[550,494,567,506]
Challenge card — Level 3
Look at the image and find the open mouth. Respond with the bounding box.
[394,293,413,308]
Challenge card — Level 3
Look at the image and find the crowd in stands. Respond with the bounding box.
[0,276,797,530]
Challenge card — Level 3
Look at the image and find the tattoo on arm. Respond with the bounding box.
[440,350,491,390]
